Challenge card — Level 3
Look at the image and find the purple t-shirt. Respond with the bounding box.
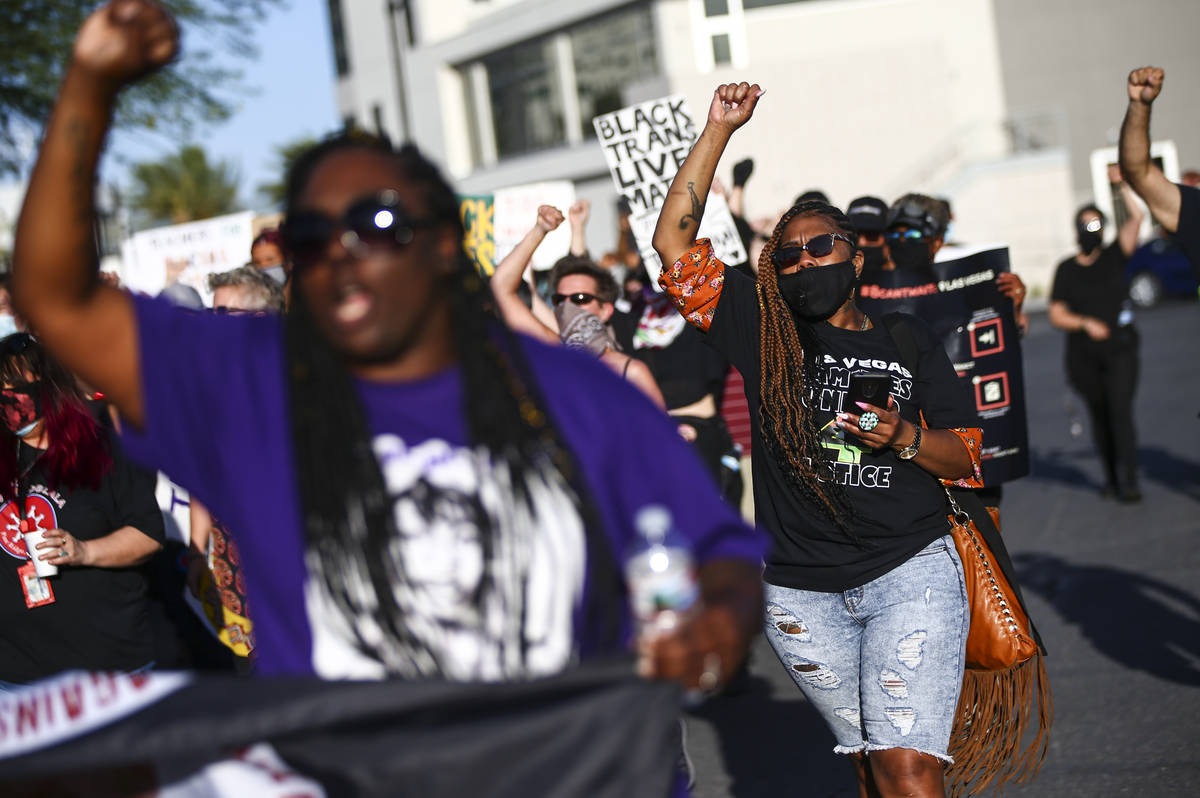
[121,295,764,678]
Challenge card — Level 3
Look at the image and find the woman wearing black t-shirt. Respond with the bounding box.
[652,83,985,798]
[1049,191,1143,502]
[0,334,164,684]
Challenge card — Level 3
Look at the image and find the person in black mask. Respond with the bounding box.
[847,195,891,275]
[884,195,948,273]
[1048,192,1144,502]
[886,193,1029,333]
[651,82,988,798]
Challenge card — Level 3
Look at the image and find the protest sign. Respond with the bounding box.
[493,181,576,271]
[857,247,1030,485]
[0,663,679,798]
[119,211,255,304]
[593,95,747,283]
[459,194,495,277]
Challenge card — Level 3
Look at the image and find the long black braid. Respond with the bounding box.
[283,135,622,674]
[755,200,859,536]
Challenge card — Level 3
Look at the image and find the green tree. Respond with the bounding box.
[129,144,239,225]
[0,0,283,176]
[257,135,319,207]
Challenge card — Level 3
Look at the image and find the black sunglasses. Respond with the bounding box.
[552,292,603,306]
[281,190,439,270]
[771,233,855,270]
[885,229,926,243]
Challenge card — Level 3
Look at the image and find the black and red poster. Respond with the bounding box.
[858,247,1030,485]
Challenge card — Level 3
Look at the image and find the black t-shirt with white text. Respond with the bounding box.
[705,269,977,592]
[0,436,165,682]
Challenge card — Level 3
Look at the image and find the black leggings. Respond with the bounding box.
[1065,329,1140,490]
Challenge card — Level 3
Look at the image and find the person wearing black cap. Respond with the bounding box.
[885,193,1028,328]
[884,194,1028,514]
[884,194,949,272]
[846,196,890,274]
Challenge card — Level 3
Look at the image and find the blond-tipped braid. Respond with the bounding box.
[755,201,856,534]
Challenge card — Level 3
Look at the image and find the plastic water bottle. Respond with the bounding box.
[625,505,698,637]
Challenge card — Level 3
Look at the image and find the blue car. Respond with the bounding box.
[1125,236,1199,308]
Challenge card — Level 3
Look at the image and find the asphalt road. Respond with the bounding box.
[685,299,1200,798]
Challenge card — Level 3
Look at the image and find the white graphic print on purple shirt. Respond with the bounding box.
[306,434,586,681]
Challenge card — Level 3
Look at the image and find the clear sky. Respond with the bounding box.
[103,0,341,214]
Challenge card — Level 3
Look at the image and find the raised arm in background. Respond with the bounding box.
[727,158,754,218]
[12,0,179,428]
[490,205,563,345]
[567,200,590,257]
[652,82,763,268]
[1114,177,1146,257]
[1119,67,1181,233]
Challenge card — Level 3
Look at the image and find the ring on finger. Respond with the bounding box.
[858,411,880,432]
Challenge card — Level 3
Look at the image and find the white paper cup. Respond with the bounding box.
[23,529,59,578]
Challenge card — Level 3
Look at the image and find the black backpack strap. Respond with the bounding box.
[879,312,1047,654]
[881,312,921,375]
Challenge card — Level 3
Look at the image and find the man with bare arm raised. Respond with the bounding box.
[1119,67,1200,276]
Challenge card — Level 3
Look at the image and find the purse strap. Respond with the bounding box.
[884,314,1048,657]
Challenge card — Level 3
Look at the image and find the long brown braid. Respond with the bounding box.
[755,200,857,534]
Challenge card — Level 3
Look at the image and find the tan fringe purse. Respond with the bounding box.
[879,312,1051,795]
[944,487,1052,797]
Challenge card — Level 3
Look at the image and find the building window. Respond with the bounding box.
[327,0,350,77]
[465,2,660,163]
[570,4,660,141]
[705,0,730,15]
[742,0,810,9]
[481,36,566,159]
[711,33,732,65]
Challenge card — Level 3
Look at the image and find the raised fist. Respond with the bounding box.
[732,158,754,188]
[72,0,178,90]
[1127,67,1164,106]
[568,200,590,227]
[708,82,764,134]
[536,205,564,233]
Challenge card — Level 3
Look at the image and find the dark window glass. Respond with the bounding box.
[327,0,350,77]
[705,0,730,15]
[483,36,566,158]
[712,34,732,65]
[743,0,807,8]
[572,3,660,140]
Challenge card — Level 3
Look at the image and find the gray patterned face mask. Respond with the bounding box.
[262,265,287,285]
[554,301,612,357]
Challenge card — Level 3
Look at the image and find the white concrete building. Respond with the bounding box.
[326,0,1200,295]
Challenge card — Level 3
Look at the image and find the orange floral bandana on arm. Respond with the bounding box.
[657,238,726,333]
[942,426,985,489]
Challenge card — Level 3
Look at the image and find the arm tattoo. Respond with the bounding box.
[678,181,706,231]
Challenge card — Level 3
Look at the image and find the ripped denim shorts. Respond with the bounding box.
[763,534,968,762]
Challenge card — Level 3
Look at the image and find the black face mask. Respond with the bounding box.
[1076,225,1103,254]
[776,260,858,320]
[860,245,886,273]
[888,239,932,271]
